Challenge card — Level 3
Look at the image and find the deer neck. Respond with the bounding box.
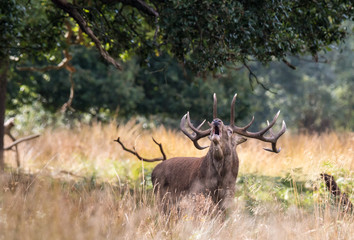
[207,139,235,176]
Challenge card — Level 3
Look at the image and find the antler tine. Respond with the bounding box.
[263,120,286,153]
[180,112,211,150]
[213,93,217,119]
[197,119,206,130]
[255,110,281,135]
[115,137,167,162]
[266,120,275,136]
[230,93,237,125]
[231,107,286,153]
[152,137,167,160]
[240,116,255,130]
[230,93,255,130]
[263,143,281,153]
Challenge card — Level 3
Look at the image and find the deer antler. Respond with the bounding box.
[213,93,217,119]
[180,112,211,150]
[229,94,286,153]
[115,137,167,162]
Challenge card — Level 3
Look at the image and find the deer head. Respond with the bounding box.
[116,93,286,210]
[180,93,286,153]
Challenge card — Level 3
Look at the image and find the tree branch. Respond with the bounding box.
[4,118,20,167]
[243,61,276,94]
[282,58,296,70]
[114,137,167,162]
[4,134,40,151]
[4,118,15,137]
[60,70,75,112]
[17,51,72,72]
[52,0,122,70]
[18,20,76,113]
[102,0,159,17]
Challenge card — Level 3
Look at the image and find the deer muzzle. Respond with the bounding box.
[211,119,222,143]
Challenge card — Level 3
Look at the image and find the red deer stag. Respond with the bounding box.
[115,93,286,209]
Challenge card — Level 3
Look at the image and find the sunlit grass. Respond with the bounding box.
[0,171,353,240]
[5,120,353,180]
[1,120,353,239]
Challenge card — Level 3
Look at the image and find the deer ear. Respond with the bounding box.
[234,135,247,146]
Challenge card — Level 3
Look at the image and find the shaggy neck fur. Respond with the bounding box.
[208,137,234,176]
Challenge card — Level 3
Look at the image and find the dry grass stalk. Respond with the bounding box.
[4,121,353,178]
[1,121,353,239]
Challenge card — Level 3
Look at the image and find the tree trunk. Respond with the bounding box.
[0,57,8,172]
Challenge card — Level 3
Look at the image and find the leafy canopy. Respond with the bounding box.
[158,0,353,71]
[3,0,353,72]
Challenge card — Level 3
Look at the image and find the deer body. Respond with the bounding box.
[116,93,286,209]
[152,118,245,208]
[152,154,239,206]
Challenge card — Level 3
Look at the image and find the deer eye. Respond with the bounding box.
[227,129,233,136]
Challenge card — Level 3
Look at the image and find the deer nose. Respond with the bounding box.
[212,119,222,126]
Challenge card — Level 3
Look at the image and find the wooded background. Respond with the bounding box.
[1,0,353,169]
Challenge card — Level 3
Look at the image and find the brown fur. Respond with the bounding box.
[118,93,285,210]
[152,119,245,210]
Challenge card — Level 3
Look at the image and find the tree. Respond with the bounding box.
[50,0,353,71]
[0,0,353,171]
[0,0,77,170]
[248,30,354,133]
[158,0,353,71]
[8,48,252,126]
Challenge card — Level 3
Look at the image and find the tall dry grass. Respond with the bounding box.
[0,171,353,240]
[5,120,353,179]
[1,121,353,239]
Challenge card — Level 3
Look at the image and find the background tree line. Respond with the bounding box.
[8,31,354,133]
[1,0,353,170]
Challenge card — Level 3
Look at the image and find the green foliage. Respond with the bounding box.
[5,0,350,71]
[3,1,353,132]
[0,0,65,59]
[237,173,315,212]
[8,46,144,120]
[158,0,353,71]
[58,158,353,213]
[6,100,60,135]
[8,47,253,126]
[135,53,252,123]
[7,34,354,132]
[247,30,354,133]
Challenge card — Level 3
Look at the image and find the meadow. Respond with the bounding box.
[1,121,353,239]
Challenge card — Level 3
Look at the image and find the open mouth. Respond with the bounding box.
[210,119,223,143]
[213,125,220,135]
[211,120,222,143]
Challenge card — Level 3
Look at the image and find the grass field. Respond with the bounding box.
[1,121,353,239]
